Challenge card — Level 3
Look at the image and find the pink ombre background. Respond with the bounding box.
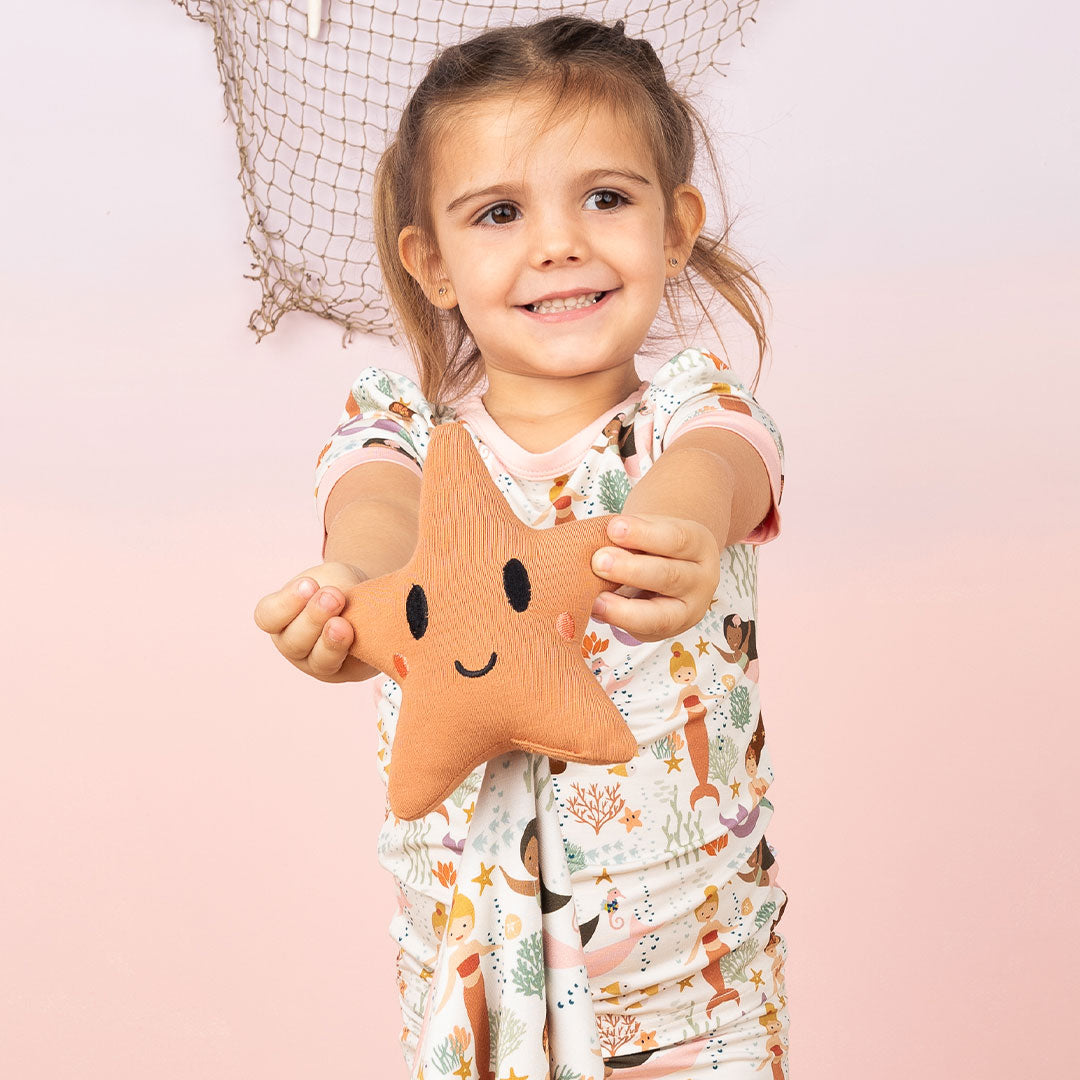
[2,2,1076,1077]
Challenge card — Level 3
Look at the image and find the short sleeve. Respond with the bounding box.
[313,367,436,536]
[646,347,785,544]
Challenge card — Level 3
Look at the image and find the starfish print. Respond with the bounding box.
[729,780,741,798]
[464,801,475,824]
[595,868,613,886]
[750,968,764,990]
[695,636,710,657]
[472,861,494,894]
[339,422,636,819]
[619,808,643,832]
[453,1056,472,1080]
[677,976,694,992]
[636,1030,659,1051]
[501,1070,528,1080]
[665,754,683,773]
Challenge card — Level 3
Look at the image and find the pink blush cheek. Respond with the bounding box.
[555,612,576,641]
[392,653,409,679]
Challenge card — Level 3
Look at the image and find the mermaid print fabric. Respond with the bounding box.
[314,348,790,1078]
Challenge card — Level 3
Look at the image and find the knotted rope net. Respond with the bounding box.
[175,0,762,342]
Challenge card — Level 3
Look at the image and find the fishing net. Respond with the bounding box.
[175,0,763,343]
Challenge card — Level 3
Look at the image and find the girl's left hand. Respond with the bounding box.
[590,514,722,642]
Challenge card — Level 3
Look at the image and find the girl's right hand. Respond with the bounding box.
[253,562,373,683]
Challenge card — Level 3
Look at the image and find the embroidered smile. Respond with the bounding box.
[454,651,498,678]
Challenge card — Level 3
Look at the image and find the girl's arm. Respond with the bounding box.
[322,461,422,575]
[254,461,421,682]
[623,428,771,551]
[591,430,771,641]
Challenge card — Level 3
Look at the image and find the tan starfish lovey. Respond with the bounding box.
[339,421,638,820]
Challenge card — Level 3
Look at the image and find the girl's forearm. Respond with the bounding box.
[621,446,734,552]
[623,429,771,549]
[323,496,420,576]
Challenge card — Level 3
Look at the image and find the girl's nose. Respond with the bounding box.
[529,210,589,267]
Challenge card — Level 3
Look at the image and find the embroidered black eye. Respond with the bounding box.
[502,558,531,612]
[406,583,428,639]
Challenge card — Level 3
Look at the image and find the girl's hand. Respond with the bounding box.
[253,562,373,682]
[590,515,721,643]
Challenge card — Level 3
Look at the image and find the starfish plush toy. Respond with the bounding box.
[338,421,638,820]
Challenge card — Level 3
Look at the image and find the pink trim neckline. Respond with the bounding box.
[454,381,649,481]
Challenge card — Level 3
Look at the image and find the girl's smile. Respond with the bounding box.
[516,287,617,322]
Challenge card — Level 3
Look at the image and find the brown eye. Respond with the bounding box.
[502,558,530,612]
[406,584,428,639]
[478,203,518,226]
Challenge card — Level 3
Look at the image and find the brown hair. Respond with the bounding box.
[746,713,766,769]
[373,15,771,406]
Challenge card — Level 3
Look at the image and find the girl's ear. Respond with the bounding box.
[665,184,707,272]
[398,225,457,308]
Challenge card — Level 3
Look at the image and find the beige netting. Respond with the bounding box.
[175,0,762,343]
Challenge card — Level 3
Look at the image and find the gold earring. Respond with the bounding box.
[669,257,679,266]
[438,287,446,295]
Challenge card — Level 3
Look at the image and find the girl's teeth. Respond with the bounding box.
[529,292,603,313]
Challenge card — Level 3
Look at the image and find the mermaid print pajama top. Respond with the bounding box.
[314,348,790,1078]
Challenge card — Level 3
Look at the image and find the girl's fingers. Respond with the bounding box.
[592,547,696,599]
[273,586,347,662]
[605,514,702,559]
[253,576,317,634]
[592,591,690,643]
[307,616,355,675]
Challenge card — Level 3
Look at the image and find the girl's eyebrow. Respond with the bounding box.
[445,167,652,215]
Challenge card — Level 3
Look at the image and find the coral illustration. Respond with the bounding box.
[720,938,761,983]
[729,685,752,731]
[661,788,705,867]
[709,733,738,781]
[566,782,627,836]
[754,899,777,930]
[488,1005,527,1069]
[510,931,545,998]
[581,630,610,658]
[597,470,631,513]
[597,1013,643,1057]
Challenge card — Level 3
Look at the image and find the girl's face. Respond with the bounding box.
[675,665,694,685]
[746,750,758,778]
[402,92,704,395]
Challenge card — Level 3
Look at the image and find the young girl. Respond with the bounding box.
[255,15,788,1078]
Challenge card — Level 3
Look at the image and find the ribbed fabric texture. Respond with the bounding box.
[339,421,637,819]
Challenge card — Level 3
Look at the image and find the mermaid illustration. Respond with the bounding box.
[745,715,770,808]
[754,1002,787,1078]
[687,885,741,1016]
[663,643,726,808]
[712,613,760,683]
[763,931,786,1001]
[548,473,586,525]
[433,891,501,1080]
[589,412,642,478]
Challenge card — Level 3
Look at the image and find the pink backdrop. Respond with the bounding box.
[3,2,1077,1077]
